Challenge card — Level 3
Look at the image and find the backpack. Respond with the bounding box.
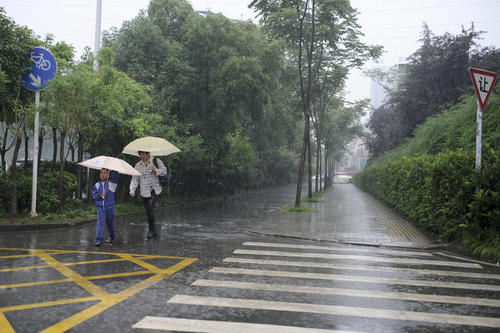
[153,157,171,191]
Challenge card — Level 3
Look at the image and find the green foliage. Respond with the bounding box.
[115,202,142,215]
[367,25,500,158]
[374,89,500,164]
[37,170,77,213]
[354,148,500,261]
[302,197,323,203]
[105,2,303,195]
[219,132,259,192]
[0,167,77,216]
[1,0,373,219]
[285,205,316,213]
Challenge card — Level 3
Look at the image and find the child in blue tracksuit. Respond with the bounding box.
[92,168,119,246]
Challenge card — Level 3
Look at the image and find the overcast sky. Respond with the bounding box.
[2,0,500,102]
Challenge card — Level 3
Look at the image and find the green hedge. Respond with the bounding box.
[353,148,500,261]
[0,165,77,217]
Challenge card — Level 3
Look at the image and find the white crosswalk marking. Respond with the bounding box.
[233,249,483,268]
[167,295,500,328]
[133,241,500,332]
[133,316,365,333]
[242,241,433,257]
[209,267,500,291]
[192,279,500,307]
[223,257,500,280]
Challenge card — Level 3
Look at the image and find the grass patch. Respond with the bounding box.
[284,205,316,213]
[115,202,143,214]
[0,201,144,225]
[312,191,327,197]
[0,207,97,225]
[302,197,324,203]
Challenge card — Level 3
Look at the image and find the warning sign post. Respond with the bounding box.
[469,67,497,169]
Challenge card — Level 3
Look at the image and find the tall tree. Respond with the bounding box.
[367,24,499,158]
[0,8,36,173]
[250,0,381,205]
[0,9,38,216]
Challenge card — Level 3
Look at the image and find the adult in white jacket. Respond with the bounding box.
[129,151,167,239]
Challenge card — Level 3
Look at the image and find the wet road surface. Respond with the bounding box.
[1,184,499,332]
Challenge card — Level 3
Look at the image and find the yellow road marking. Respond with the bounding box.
[0,264,51,273]
[0,311,15,333]
[0,297,98,312]
[0,279,70,289]
[86,270,154,280]
[0,248,197,332]
[41,258,198,333]
[0,255,167,273]
[36,250,110,298]
[119,253,166,274]
[0,254,33,259]
[338,202,343,210]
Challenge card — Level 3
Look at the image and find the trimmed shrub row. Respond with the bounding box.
[353,148,500,261]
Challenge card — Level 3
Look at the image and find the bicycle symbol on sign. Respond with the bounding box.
[31,52,51,71]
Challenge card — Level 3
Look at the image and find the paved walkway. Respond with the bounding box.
[244,184,433,248]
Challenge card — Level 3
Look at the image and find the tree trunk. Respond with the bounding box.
[52,127,57,168]
[10,136,22,217]
[70,143,75,162]
[307,126,312,198]
[1,126,8,172]
[295,118,308,206]
[317,137,321,192]
[38,131,43,168]
[24,130,29,165]
[76,139,83,200]
[58,132,66,211]
[324,147,329,189]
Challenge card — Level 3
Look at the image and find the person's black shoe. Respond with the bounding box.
[95,241,102,247]
[146,230,157,239]
[105,237,113,244]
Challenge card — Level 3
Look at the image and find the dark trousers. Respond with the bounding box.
[142,191,156,231]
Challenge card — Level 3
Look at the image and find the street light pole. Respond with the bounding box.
[94,0,102,70]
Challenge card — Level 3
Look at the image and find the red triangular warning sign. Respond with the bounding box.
[469,67,497,110]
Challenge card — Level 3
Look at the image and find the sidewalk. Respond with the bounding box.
[244,184,433,249]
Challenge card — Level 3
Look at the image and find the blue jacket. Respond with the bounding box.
[92,170,119,208]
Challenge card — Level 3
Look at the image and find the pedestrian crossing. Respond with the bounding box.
[133,241,500,332]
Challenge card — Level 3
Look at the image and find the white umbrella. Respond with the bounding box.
[122,136,180,157]
[78,156,140,176]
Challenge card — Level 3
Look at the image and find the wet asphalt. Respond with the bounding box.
[0,184,499,333]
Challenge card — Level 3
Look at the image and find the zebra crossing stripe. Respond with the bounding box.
[167,295,500,328]
[223,257,500,280]
[192,279,500,307]
[233,249,482,269]
[242,242,432,257]
[133,316,364,333]
[209,267,500,292]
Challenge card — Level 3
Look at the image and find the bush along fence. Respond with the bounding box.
[352,148,500,262]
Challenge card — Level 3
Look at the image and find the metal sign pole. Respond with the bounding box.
[475,100,482,170]
[21,47,57,218]
[31,91,40,217]
[475,100,483,170]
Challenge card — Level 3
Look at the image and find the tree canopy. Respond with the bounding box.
[367,24,500,159]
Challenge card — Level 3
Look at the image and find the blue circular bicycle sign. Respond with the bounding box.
[21,47,57,91]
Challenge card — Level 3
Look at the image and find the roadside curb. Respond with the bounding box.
[0,218,96,232]
[246,230,500,266]
[245,230,443,251]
